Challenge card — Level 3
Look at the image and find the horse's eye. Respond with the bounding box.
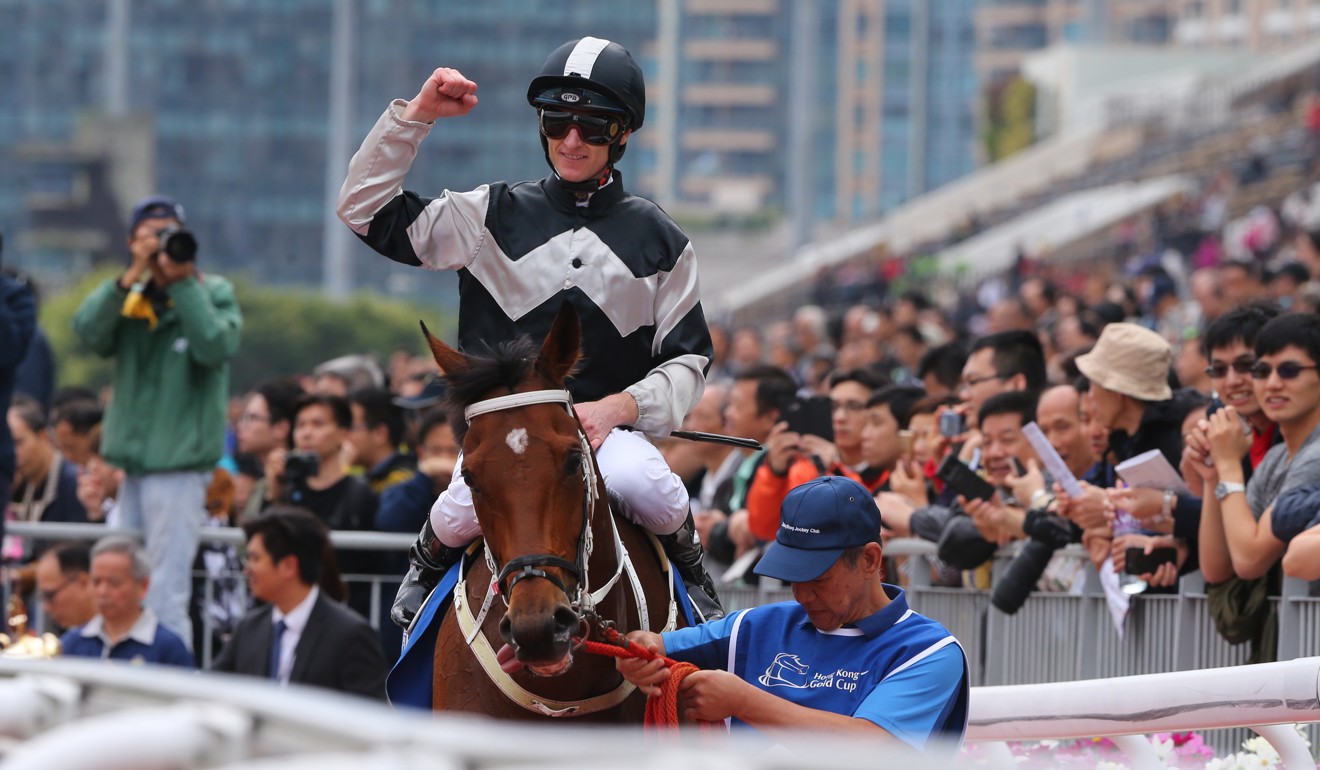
[460,468,478,493]
[565,451,583,476]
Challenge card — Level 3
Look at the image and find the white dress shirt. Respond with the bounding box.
[270,585,318,686]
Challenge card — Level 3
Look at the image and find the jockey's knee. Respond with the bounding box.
[429,480,481,548]
[599,450,687,535]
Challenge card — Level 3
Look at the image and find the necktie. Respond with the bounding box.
[269,619,287,681]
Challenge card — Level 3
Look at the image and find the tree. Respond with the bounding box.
[42,270,452,394]
[984,77,1036,163]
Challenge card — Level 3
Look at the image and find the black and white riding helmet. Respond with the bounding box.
[527,37,645,170]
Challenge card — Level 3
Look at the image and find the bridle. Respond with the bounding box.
[463,389,616,618]
[448,387,676,717]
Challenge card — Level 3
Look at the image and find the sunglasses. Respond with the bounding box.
[1250,361,1319,380]
[538,109,623,146]
[1204,359,1255,378]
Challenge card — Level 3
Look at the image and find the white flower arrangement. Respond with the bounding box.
[958,723,1316,769]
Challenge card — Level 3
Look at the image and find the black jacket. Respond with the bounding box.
[1104,388,1204,560]
[212,591,388,701]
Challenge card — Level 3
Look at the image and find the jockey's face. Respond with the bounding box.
[545,109,628,184]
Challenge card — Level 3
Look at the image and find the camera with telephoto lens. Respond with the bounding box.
[991,506,1077,615]
[155,225,198,263]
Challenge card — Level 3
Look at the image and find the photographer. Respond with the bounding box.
[264,394,376,532]
[991,384,1099,614]
[73,196,242,649]
[264,394,378,619]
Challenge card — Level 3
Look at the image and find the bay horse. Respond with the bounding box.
[421,303,687,721]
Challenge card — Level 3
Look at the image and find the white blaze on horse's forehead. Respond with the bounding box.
[505,427,529,455]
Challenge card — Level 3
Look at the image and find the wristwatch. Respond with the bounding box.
[1214,481,1246,501]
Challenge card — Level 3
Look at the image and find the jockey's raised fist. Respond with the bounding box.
[403,67,478,124]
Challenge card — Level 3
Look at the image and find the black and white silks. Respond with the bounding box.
[337,100,711,437]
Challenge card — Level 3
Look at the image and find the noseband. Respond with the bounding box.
[464,389,602,613]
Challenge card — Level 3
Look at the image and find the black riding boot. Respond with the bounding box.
[658,512,726,622]
[391,520,466,630]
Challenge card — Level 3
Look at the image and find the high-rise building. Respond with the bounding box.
[976,0,1177,95]
[0,0,982,289]
[654,0,979,241]
[0,1,657,294]
[1170,0,1320,49]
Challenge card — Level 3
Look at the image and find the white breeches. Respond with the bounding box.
[429,427,689,547]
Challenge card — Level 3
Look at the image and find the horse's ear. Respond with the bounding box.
[420,321,467,375]
[535,302,582,385]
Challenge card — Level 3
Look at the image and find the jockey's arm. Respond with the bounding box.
[623,355,706,437]
[575,393,640,450]
[620,236,711,440]
[577,350,706,448]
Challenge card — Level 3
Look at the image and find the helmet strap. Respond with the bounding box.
[540,133,626,194]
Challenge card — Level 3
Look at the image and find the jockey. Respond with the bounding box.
[337,37,724,626]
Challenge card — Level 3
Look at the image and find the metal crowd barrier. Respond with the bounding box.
[718,540,1320,690]
[2,521,415,667]
[5,525,1319,686]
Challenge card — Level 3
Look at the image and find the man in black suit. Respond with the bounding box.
[211,506,388,700]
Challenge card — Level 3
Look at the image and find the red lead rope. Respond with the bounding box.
[582,629,724,734]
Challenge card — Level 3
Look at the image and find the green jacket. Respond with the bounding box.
[73,275,242,475]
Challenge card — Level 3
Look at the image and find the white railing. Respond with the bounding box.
[0,656,1316,769]
[967,657,1320,770]
[0,658,922,769]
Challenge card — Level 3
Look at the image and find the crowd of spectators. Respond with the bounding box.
[664,162,1320,666]
[0,198,461,696]
[6,137,1320,687]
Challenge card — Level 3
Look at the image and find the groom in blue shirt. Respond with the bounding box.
[616,476,968,752]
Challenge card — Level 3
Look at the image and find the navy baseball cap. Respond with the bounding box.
[128,195,185,233]
[393,373,447,411]
[754,476,882,583]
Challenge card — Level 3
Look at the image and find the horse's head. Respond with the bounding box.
[423,303,596,675]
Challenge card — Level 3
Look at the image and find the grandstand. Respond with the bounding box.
[709,37,1320,327]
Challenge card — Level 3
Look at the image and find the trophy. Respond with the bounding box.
[0,594,62,659]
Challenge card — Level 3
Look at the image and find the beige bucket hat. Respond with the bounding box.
[1075,322,1173,401]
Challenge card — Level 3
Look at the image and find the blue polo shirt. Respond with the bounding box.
[61,607,195,669]
[661,584,968,750]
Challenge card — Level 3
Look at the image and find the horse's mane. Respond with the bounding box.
[442,336,542,443]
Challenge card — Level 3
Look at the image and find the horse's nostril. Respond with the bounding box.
[552,606,579,635]
[499,615,514,646]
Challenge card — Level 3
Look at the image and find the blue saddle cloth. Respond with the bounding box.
[386,552,697,709]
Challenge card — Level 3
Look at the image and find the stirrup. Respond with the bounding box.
[390,521,465,629]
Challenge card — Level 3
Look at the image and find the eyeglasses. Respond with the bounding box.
[539,109,623,145]
[238,412,271,425]
[831,400,867,414]
[1250,361,1319,380]
[39,576,78,604]
[1205,359,1255,378]
[959,374,1005,391]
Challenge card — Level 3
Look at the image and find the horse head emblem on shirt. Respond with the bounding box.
[759,652,811,689]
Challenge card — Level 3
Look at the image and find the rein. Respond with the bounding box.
[582,627,724,733]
